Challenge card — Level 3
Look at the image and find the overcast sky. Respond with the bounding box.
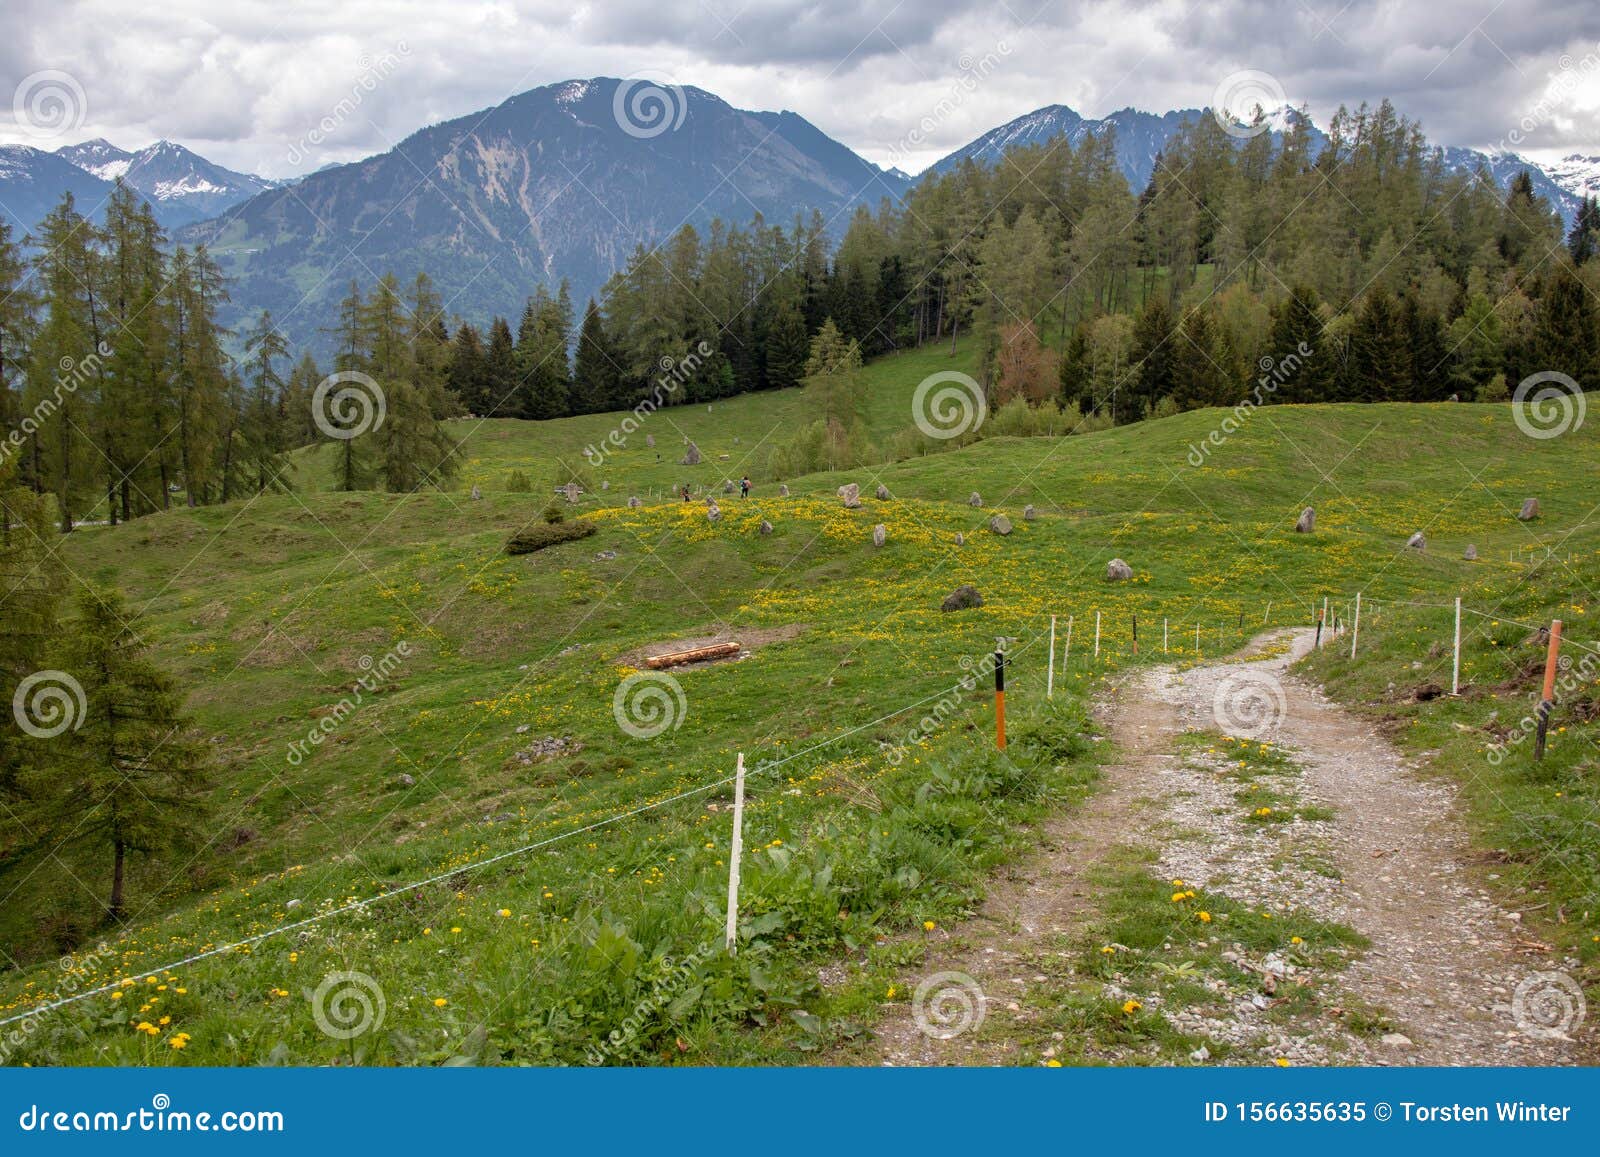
[4,0,1600,177]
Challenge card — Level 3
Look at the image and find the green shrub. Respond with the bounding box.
[505,520,595,555]
[541,500,566,525]
[506,470,532,493]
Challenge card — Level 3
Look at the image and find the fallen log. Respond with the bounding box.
[646,641,740,669]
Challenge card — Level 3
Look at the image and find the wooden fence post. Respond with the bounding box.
[1534,621,1564,761]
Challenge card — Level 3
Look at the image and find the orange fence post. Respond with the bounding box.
[1534,620,1563,760]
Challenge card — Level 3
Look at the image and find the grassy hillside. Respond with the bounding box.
[4,395,1597,1064]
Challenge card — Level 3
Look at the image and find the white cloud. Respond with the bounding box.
[2,0,1597,177]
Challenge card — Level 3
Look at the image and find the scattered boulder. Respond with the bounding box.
[645,434,655,448]
[838,483,861,508]
[398,774,416,788]
[682,442,702,466]
[1106,558,1133,581]
[989,514,1013,536]
[1023,504,1037,521]
[779,484,790,497]
[969,492,983,507]
[595,550,617,561]
[628,496,641,508]
[564,481,580,504]
[941,584,984,612]
[1464,543,1478,560]
[1381,1033,1414,1050]
[954,532,966,547]
[470,484,482,500]
[1518,497,1540,521]
[872,523,887,547]
[707,502,722,523]
[876,483,890,501]
[1294,506,1315,533]
[723,479,735,494]
[285,898,302,911]
[1406,532,1426,551]
[759,520,773,536]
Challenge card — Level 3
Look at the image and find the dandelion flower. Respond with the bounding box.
[1197,911,1212,923]
[497,908,511,918]
[1121,999,1142,1015]
[923,920,937,931]
[433,998,448,1008]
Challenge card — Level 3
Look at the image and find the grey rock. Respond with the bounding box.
[285,898,302,910]
[595,550,617,560]
[515,723,531,734]
[1381,1033,1414,1049]
[628,496,641,508]
[682,442,701,466]
[1518,497,1540,520]
[778,484,790,497]
[1295,506,1315,533]
[1023,504,1037,521]
[600,481,609,491]
[989,514,1012,536]
[398,774,416,788]
[875,483,890,500]
[759,520,773,535]
[563,481,580,504]
[1407,532,1426,551]
[645,434,655,448]
[1106,558,1134,581]
[470,484,482,500]
[954,532,965,546]
[723,479,734,494]
[707,502,722,523]
[969,492,983,507]
[872,523,887,547]
[837,483,861,508]
[941,584,984,612]
[1464,543,1478,560]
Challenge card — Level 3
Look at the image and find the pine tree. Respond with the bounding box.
[1168,308,1230,411]
[572,299,620,414]
[239,311,294,494]
[1129,297,1176,416]
[764,300,809,391]
[0,487,65,806]
[483,317,517,417]
[1533,261,1598,388]
[1349,288,1409,401]
[46,585,210,922]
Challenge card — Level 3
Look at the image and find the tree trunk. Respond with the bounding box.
[108,840,125,923]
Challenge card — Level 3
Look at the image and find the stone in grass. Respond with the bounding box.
[1023,504,1037,521]
[1381,1033,1414,1049]
[969,492,983,507]
[564,481,580,504]
[1106,558,1133,581]
[645,434,655,448]
[1295,506,1315,533]
[1463,543,1478,560]
[682,442,701,466]
[724,479,735,494]
[989,514,1013,536]
[779,484,790,497]
[707,501,722,523]
[1518,497,1540,521]
[1407,532,1426,551]
[954,532,966,546]
[628,496,641,508]
[595,550,617,560]
[759,520,773,536]
[398,774,416,788]
[872,523,887,547]
[838,482,861,508]
[471,484,482,500]
[941,584,984,612]
[876,483,890,500]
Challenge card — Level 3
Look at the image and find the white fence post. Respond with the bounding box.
[1094,611,1101,661]
[724,753,747,955]
[1163,618,1168,654]
[1350,592,1361,659]
[1047,615,1057,699]
[1452,598,1462,697]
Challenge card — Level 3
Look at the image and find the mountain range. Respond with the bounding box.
[4,77,1598,356]
[0,139,275,234]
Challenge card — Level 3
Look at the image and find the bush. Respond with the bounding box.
[505,520,596,555]
[506,470,532,493]
[541,501,566,525]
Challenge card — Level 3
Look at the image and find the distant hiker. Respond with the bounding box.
[680,484,691,502]
[740,476,751,498]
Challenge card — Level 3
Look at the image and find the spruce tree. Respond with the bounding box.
[572,299,620,414]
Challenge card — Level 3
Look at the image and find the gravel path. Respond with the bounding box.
[854,629,1588,1066]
